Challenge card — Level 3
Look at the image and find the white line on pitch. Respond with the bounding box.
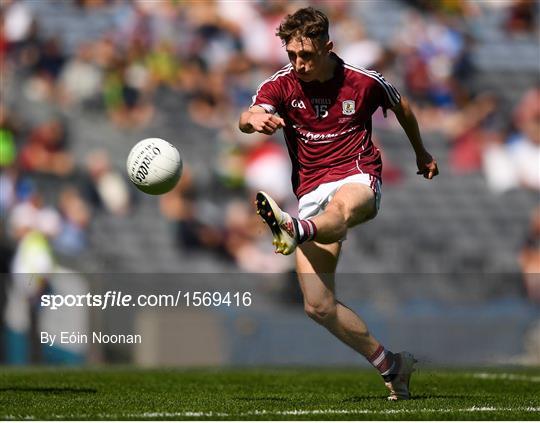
[120,406,540,418]
[5,406,539,420]
[470,372,540,383]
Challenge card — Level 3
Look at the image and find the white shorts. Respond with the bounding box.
[298,173,381,220]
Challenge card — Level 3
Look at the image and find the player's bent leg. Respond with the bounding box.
[255,183,375,254]
[296,242,380,358]
[310,183,377,245]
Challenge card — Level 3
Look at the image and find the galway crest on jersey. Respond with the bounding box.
[342,100,355,115]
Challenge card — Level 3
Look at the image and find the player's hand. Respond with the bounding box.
[416,151,439,180]
[248,113,285,135]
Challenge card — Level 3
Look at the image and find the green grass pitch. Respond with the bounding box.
[1,367,539,420]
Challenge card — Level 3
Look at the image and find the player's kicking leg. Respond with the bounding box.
[255,183,376,254]
[255,183,417,399]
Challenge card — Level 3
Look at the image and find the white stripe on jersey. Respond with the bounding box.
[343,64,400,106]
[360,67,401,102]
[250,64,293,109]
[359,66,400,105]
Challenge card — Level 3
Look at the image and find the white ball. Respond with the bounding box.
[126,138,182,195]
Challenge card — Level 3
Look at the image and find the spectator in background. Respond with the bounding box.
[74,0,109,9]
[403,0,478,17]
[504,0,538,35]
[519,201,540,366]
[0,231,14,363]
[111,0,153,51]
[223,51,257,111]
[483,86,540,192]
[0,8,7,59]
[511,85,540,191]
[2,0,34,50]
[84,149,131,216]
[144,40,180,88]
[506,125,540,192]
[187,2,241,73]
[0,168,17,214]
[223,199,262,270]
[483,126,540,193]
[215,124,250,189]
[91,36,117,70]
[373,136,405,186]
[244,136,292,205]
[223,198,293,272]
[102,57,154,129]
[449,93,500,174]
[395,11,467,109]
[5,184,59,364]
[8,182,62,243]
[217,0,288,68]
[18,116,74,176]
[520,206,540,302]
[53,186,91,256]
[34,37,66,81]
[57,42,103,108]
[214,124,313,276]
[514,84,540,141]
[0,105,19,171]
[335,19,384,70]
[159,166,225,255]
[186,65,229,129]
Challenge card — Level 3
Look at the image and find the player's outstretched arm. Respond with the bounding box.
[391,96,439,180]
[239,106,285,135]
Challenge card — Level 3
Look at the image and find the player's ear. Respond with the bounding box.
[325,40,333,54]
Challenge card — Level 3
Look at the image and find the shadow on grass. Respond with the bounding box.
[0,387,97,394]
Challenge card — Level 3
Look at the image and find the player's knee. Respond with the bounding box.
[327,199,348,221]
[331,187,376,227]
[304,301,337,325]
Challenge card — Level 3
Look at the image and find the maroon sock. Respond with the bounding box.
[368,345,398,382]
[294,218,317,243]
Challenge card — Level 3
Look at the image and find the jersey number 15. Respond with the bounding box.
[314,104,328,119]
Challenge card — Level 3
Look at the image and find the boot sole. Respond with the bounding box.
[255,191,295,255]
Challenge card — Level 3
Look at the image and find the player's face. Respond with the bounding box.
[286,37,331,82]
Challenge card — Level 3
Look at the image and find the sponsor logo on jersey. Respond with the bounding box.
[291,99,306,109]
[293,124,361,144]
[342,100,355,115]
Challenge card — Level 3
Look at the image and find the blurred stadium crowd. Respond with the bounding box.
[0,0,539,363]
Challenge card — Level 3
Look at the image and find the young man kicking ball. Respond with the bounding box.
[239,7,438,400]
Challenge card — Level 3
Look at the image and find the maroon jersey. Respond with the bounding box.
[250,53,400,198]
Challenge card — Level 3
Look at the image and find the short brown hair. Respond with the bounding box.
[276,7,329,46]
